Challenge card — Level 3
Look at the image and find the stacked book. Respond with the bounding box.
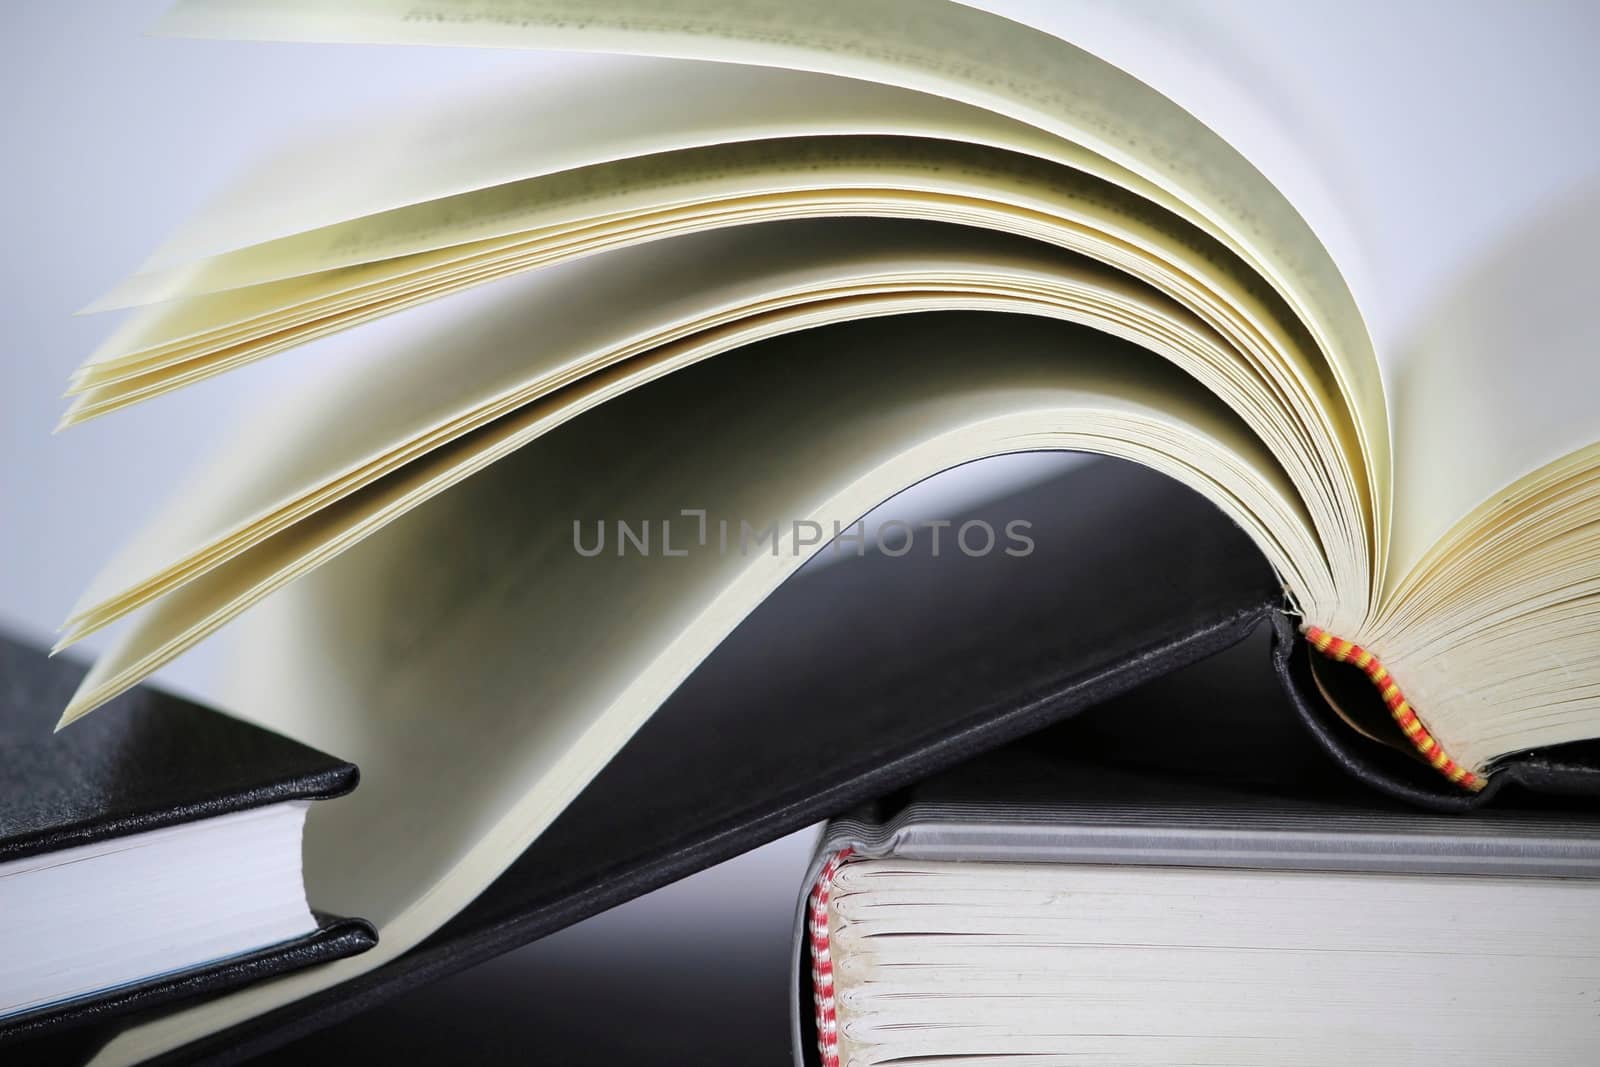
[8,2,1599,1064]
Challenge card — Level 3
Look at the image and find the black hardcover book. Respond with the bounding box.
[0,636,374,1049]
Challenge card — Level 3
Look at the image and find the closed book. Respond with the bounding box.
[796,635,1600,1066]
[0,634,374,1047]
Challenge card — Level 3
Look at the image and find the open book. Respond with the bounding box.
[50,2,1599,1063]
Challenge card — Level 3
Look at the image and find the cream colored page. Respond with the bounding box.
[89,133,1160,313]
[88,55,1185,318]
[130,56,1128,273]
[91,317,1303,1065]
[76,132,1187,403]
[77,222,1029,615]
[74,136,1352,511]
[73,135,1351,519]
[975,1,1600,369]
[978,1,1600,602]
[62,281,1332,716]
[67,218,1242,626]
[1383,179,1600,596]
[157,0,1388,559]
[959,0,1377,360]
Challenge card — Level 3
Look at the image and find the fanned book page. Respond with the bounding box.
[39,2,1600,1062]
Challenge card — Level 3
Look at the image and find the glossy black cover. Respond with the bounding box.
[0,634,374,1048]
